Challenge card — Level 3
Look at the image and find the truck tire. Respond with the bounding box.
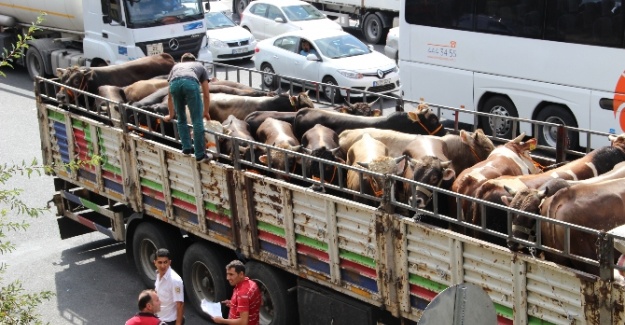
[363,13,387,44]
[536,105,579,150]
[246,261,297,325]
[132,222,183,288]
[235,0,249,16]
[26,47,46,80]
[183,243,231,320]
[479,96,519,140]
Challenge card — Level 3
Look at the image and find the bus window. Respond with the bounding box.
[405,0,474,30]
[474,0,545,38]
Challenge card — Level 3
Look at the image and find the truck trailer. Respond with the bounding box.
[35,67,625,324]
[0,0,213,80]
[231,0,398,44]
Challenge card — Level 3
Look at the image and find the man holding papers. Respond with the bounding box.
[211,260,261,325]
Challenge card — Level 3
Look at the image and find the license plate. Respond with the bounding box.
[373,78,391,87]
[232,47,248,54]
[147,43,164,56]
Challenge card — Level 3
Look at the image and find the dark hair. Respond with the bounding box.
[138,289,155,311]
[226,260,246,274]
[181,53,196,62]
[155,248,171,260]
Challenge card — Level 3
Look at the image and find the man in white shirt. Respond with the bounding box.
[154,248,185,325]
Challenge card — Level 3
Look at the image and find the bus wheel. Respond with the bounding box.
[537,105,579,149]
[480,96,519,139]
[183,243,230,320]
[246,261,297,325]
[132,222,183,288]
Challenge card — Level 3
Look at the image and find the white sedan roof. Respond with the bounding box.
[263,29,354,42]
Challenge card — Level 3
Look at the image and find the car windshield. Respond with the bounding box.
[314,34,370,59]
[282,4,324,21]
[125,0,204,28]
[205,11,236,29]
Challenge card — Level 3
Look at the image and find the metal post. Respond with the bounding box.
[556,125,568,163]
[597,232,614,325]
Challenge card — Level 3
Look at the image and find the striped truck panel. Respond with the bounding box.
[135,141,167,217]
[199,162,234,243]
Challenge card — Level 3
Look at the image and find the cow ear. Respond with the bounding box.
[371,108,382,117]
[407,111,419,122]
[259,155,268,165]
[443,168,455,181]
[500,195,513,206]
[459,130,468,142]
[56,68,66,78]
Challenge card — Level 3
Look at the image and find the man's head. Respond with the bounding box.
[181,52,196,62]
[154,248,171,274]
[138,289,161,314]
[301,40,311,51]
[225,260,246,287]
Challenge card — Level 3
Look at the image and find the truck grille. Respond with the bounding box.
[137,33,204,61]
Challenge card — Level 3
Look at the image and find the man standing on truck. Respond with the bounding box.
[163,52,213,162]
[211,260,261,325]
[126,289,167,325]
[154,248,185,325]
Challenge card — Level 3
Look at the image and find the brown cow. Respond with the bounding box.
[339,128,420,158]
[95,85,126,122]
[256,118,301,180]
[476,133,625,245]
[451,133,538,241]
[209,92,314,123]
[244,111,298,136]
[300,124,345,191]
[346,133,405,205]
[124,78,169,103]
[220,115,259,162]
[56,53,175,105]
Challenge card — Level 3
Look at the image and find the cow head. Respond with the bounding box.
[504,133,539,174]
[259,143,302,175]
[357,155,405,197]
[302,146,345,190]
[502,178,570,251]
[609,133,625,149]
[406,102,445,136]
[291,91,315,110]
[460,129,495,160]
[56,67,93,103]
[405,156,455,208]
[333,99,380,116]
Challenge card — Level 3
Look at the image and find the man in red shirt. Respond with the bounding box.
[211,260,261,325]
[126,289,166,325]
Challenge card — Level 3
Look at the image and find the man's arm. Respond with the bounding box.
[175,301,185,325]
[163,89,175,122]
[201,80,211,121]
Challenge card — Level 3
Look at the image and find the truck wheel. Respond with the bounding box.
[363,14,387,44]
[479,96,519,139]
[183,243,231,320]
[536,105,579,149]
[132,222,183,288]
[26,47,45,80]
[246,261,297,325]
[236,0,249,16]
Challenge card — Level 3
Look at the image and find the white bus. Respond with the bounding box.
[399,0,625,149]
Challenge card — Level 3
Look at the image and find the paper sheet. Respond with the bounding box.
[201,299,223,318]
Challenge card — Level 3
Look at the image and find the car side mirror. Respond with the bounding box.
[204,2,210,12]
[306,53,319,61]
[274,17,285,23]
[367,44,374,51]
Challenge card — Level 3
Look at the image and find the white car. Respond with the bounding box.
[253,29,399,101]
[240,0,342,41]
[205,11,256,61]
[384,27,399,63]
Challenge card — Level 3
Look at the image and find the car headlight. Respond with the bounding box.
[338,69,363,79]
[209,38,228,48]
[249,35,256,43]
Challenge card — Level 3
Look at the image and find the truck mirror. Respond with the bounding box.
[102,15,112,24]
[204,2,211,12]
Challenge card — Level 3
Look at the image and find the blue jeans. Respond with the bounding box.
[169,78,205,160]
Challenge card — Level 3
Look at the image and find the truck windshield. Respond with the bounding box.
[125,0,204,28]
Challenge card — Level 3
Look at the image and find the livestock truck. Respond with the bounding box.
[0,0,213,80]
[36,67,625,325]
[231,0,398,44]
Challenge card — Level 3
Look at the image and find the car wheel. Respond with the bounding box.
[479,96,519,139]
[322,76,342,103]
[261,63,278,90]
[536,105,579,149]
[363,14,387,44]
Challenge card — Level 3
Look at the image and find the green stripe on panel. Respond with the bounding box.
[80,197,101,213]
[140,178,163,191]
[494,303,513,321]
[409,274,447,293]
[257,221,285,237]
[48,110,66,123]
[204,201,232,217]
[295,234,328,252]
[72,119,86,131]
[103,163,122,175]
[528,316,556,325]
[172,189,196,204]
[339,249,376,269]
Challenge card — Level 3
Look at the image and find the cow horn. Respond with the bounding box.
[55,68,67,78]
[367,97,380,107]
[302,147,312,154]
[536,189,547,199]
[329,147,341,155]
[290,145,301,152]
[512,132,526,143]
[440,160,452,168]
[357,161,370,168]
[394,155,406,164]
[504,185,517,195]
[609,134,619,143]
[344,99,355,108]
